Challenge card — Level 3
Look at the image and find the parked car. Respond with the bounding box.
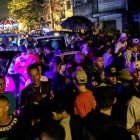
[33,35,80,58]
[0,33,19,49]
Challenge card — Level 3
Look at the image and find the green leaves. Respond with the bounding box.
[8,0,43,29]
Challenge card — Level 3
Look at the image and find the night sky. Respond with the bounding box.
[0,0,9,19]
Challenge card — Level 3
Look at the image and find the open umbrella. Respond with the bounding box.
[61,15,93,31]
[0,18,19,30]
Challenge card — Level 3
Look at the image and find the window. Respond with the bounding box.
[74,0,82,6]
[66,1,71,10]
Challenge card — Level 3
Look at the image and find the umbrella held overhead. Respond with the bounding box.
[61,15,93,31]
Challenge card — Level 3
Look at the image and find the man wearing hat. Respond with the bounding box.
[123,42,138,69]
[105,65,119,85]
[114,32,128,70]
[74,69,96,118]
[125,61,140,138]
[132,38,139,45]
[114,33,128,54]
[104,64,123,100]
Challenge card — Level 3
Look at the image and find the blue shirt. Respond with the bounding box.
[4,92,16,114]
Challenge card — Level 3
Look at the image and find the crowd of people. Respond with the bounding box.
[0,30,140,140]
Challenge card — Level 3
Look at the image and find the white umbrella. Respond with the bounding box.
[0,18,19,30]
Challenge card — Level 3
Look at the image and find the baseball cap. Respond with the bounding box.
[120,33,127,38]
[75,70,87,84]
[130,61,140,72]
[105,65,118,77]
[118,69,133,80]
[132,38,139,45]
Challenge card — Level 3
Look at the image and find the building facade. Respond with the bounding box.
[73,0,128,32]
[73,0,140,34]
[42,0,140,33]
[43,0,73,30]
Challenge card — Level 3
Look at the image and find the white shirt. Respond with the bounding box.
[103,53,113,68]
[127,96,140,129]
[115,41,127,54]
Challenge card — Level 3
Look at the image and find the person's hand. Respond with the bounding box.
[50,90,54,100]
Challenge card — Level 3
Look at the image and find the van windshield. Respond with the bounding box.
[37,36,67,52]
[0,33,19,46]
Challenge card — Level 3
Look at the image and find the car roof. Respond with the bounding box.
[46,30,74,35]
[33,35,64,40]
[0,33,18,37]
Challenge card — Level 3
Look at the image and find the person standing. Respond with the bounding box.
[114,32,128,70]
[123,43,138,69]
[126,61,140,139]
[0,95,30,140]
[20,63,53,127]
[74,69,96,118]
[0,75,16,115]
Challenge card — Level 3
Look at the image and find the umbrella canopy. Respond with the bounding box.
[0,18,19,30]
[61,15,93,31]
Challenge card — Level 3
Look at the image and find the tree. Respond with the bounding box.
[8,0,43,31]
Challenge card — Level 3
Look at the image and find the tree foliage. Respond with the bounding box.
[8,0,43,29]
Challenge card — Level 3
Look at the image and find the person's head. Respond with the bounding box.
[119,32,127,43]
[0,95,9,119]
[27,44,33,54]
[130,38,140,53]
[43,45,51,54]
[27,63,41,86]
[130,61,140,82]
[95,86,116,111]
[118,69,133,81]
[35,44,43,54]
[88,72,102,88]
[19,45,27,53]
[132,38,139,45]
[50,97,67,121]
[0,76,5,94]
[50,56,63,72]
[74,52,85,64]
[79,39,89,55]
[33,62,43,75]
[130,43,138,53]
[93,55,104,69]
[105,45,112,53]
[105,65,118,85]
[65,61,77,77]
[74,69,87,85]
